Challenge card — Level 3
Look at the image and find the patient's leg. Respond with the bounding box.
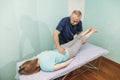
[85,28,97,38]
[61,37,81,48]
[61,28,92,48]
[62,28,97,58]
[60,35,83,58]
[76,27,97,40]
[80,28,93,36]
[66,39,82,58]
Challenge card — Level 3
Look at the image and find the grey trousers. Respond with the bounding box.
[61,35,86,58]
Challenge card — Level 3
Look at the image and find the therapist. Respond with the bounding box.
[54,10,85,54]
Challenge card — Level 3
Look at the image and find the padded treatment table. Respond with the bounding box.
[15,43,108,80]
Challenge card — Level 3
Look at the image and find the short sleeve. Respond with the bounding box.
[56,18,66,32]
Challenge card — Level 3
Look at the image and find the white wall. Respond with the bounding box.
[68,0,86,20]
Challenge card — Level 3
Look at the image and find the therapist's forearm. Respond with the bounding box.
[54,30,60,48]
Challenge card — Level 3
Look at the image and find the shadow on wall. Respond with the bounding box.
[19,15,53,60]
[19,16,41,60]
[0,16,54,80]
[38,20,54,52]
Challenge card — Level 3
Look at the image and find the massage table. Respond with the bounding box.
[15,43,108,80]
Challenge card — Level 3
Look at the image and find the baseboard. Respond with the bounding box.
[101,56,120,68]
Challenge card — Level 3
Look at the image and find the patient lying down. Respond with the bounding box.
[18,28,97,75]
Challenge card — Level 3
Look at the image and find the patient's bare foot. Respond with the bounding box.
[91,28,98,33]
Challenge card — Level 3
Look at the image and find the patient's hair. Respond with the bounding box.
[18,58,40,75]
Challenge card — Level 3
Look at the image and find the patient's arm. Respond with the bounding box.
[54,58,74,71]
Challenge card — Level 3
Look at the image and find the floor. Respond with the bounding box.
[58,57,120,80]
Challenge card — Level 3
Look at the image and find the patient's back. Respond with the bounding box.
[36,49,70,72]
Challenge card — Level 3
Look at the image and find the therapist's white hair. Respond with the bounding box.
[71,10,82,17]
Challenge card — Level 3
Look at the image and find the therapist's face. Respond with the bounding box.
[70,14,81,26]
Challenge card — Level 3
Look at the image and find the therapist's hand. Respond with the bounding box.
[57,46,66,54]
